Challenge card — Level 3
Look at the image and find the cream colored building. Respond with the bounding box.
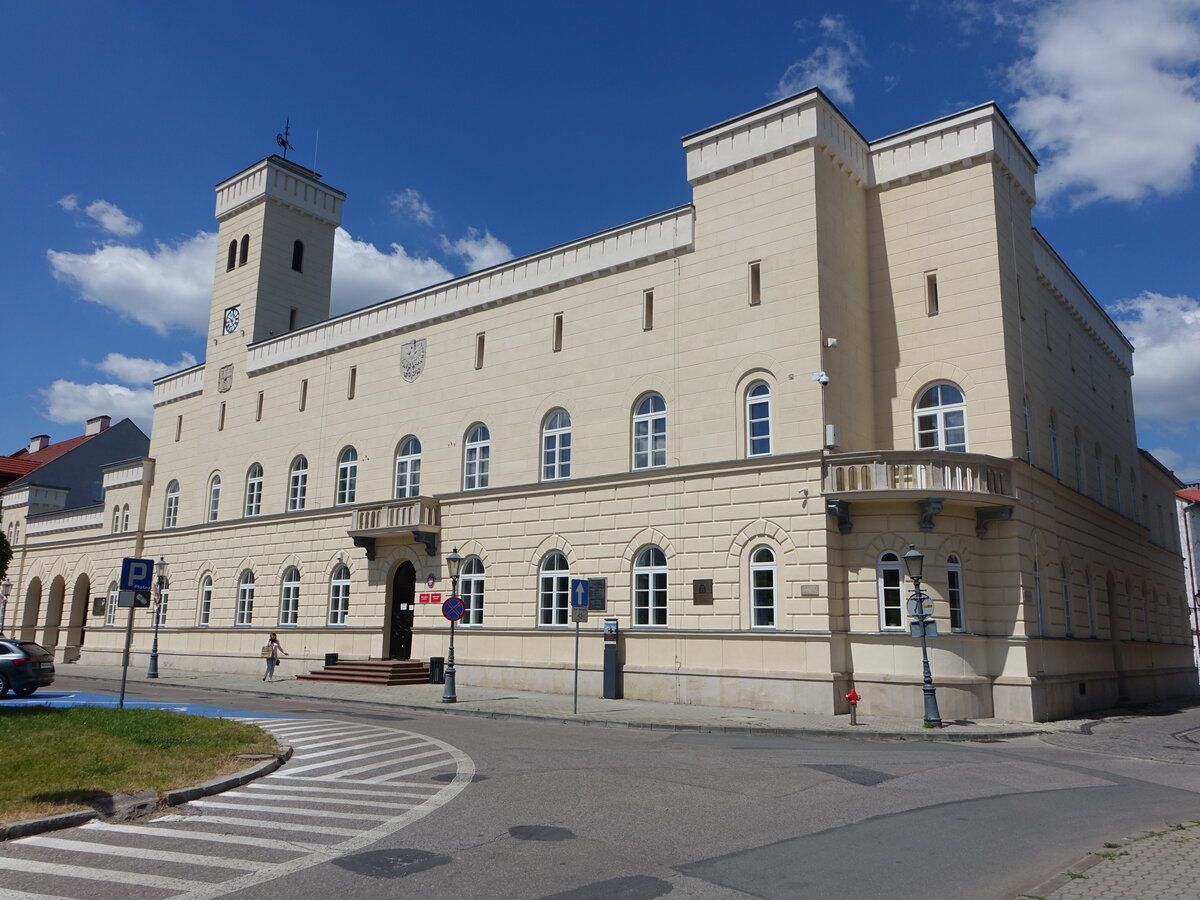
[5,89,1195,721]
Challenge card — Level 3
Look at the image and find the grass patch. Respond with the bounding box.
[0,707,275,824]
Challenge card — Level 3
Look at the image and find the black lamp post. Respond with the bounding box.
[442,547,462,703]
[147,557,166,679]
[904,544,942,728]
[0,577,12,636]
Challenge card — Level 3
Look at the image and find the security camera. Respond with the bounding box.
[812,371,830,385]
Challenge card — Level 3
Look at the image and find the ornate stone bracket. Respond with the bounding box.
[412,530,438,556]
[351,535,376,561]
[976,505,1013,537]
[826,499,852,534]
[918,498,944,532]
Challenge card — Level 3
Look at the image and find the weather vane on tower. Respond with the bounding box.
[276,119,295,159]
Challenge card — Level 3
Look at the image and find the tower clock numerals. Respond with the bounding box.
[223,305,241,334]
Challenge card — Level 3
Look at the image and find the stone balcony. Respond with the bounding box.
[822,451,1014,537]
[346,497,441,559]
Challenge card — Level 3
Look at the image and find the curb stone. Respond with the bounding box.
[0,745,291,842]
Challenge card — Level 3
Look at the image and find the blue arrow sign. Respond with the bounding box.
[570,579,589,608]
[120,557,155,592]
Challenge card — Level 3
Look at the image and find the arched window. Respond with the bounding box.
[291,240,304,272]
[1061,562,1073,636]
[395,437,421,498]
[632,393,667,469]
[236,570,255,626]
[238,233,250,266]
[914,384,967,452]
[121,504,130,532]
[328,564,350,626]
[746,382,772,457]
[633,545,668,627]
[336,448,358,505]
[198,576,212,626]
[541,409,572,481]
[163,480,180,528]
[1048,413,1060,478]
[462,556,485,626]
[1073,427,1084,491]
[153,577,169,628]
[1112,456,1122,513]
[1094,444,1104,502]
[207,475,221,522]
[106,581,119,626]
[539,551,569,626]
[280,567,300,626]
[947,554,965,632]
[288,456,308,511]
[1085,570,1097,638]
[1033,558,1045,636]
[226,240,237,271]
[245,463,263,517]
[878,552,904,630]
[464,424,490,490]
[750,545,776,628]
[112,506,120,534]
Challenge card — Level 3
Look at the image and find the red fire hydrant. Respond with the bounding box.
[845,688,861,726]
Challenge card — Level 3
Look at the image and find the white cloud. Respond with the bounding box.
[391,188,434,226]
[1009,0,1200,205]
[330,228,454,313]
[775,14,867,105]
[439,228,513,273]
[41,380,154,432]
[1110,291,1200,424]
[57,194,78,211]
[96,352,197,385]
[47,232,216,335]
[84,199,142,237]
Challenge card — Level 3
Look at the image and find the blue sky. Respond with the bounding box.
[3,1,1198,480]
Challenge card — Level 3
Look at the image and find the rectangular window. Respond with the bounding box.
[106,588,118,626]
[255,391,264,422]
[925,272,939,315]
[280,580,299,626]
[347,366,357,400]
[175,415,182,442]
[475,333,485,370]
[552,313,563,352]
[948,566,965,632]
[748,261,762,306]
[288,307,298,331]
[299,379,308,412]
[643,289,654,330]
[218,402,226,431]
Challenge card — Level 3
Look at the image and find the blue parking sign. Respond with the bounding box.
[120,558,155,592]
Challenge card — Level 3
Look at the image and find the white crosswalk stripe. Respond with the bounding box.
[0,716,474,899]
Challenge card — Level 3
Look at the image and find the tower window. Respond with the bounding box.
[292,240,304,272]
[218,401,226,431]
[347,366,357,400]
[925,272,939,315]
[226,240,237,271]
[748,261,762,306]
[552,313,563,352]
[299,379,308,412]
[475,333,485,370]
[643,289,654,331]
[288,307,298,331]
[239,234,250,266]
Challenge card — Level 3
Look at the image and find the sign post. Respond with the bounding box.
[441,595,464,703]
[570,580,592,714]
[116,558,154,710]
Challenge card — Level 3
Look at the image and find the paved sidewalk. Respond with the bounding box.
[54,662,1056,740]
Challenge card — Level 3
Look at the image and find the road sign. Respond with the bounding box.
[910,620,938,638]
[442,595,465,622]
[570,579,589,608]
[906,594,934,617]
[117,590,151,608]
[120,558,155,592]
[571,606,589,623]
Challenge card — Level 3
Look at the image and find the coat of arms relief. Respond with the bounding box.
[400,339,426,382]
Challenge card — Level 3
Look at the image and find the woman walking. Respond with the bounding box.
[263,632,288,681]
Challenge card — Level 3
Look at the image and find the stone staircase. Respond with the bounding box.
[296,658,432,686]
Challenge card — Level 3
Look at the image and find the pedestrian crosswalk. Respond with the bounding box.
[0,717,474,899]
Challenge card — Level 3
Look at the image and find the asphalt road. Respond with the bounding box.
[4,677,1199,900]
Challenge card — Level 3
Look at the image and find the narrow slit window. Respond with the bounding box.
[552,313,563,352]
[475,333,485,370]
[255,391,264,422]
[291,240,304,272]
[288,307,298,331]
[299,379,308,412]
[218,401,226,431]
[174,415,182,442]
[748,261,762,306]
[226,240,237,271]
[238,234,249,266]
[643,289,654,330]
[347,366,357,400]
[925,272,939,315]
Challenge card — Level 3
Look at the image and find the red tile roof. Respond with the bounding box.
[1177,488,1200,503]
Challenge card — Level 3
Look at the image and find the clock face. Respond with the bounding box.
[223,306,240,334]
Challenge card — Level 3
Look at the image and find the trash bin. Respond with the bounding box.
[428,656,445,684]
[324,652,339,668]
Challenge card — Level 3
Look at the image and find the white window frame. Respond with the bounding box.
[112,506,120,533]
[461,556,484,626]
[336,448,358,505]
[541,409,572,481]
[153,580,169,628]
[199,576,212,627]
[947,554,965,632]
[878,552,904,631]
[328,565,350,626]
[464,424,490,490]
[121,504,130,532]
[163,481,180,528]
[245,463,263,517]
[538,551,569,626]
[236,571,255,626]
[280,567,300,626]
[746,382,772,457]
[207,475,221,523]
[395,437,421,499]
[633,545,668,627]
[750,545,776,629]
[106,583,119,626]
[914,384,967,452]
[632,393,667,470]
[288,456,308,511]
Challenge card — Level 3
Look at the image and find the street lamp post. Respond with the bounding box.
[442,547,462,704]
[0,577,12,637]
[904,544,942,728]
[147,557,166,679]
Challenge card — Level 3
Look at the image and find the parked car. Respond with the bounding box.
[0,639,55,697]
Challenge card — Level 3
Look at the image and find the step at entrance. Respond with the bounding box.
[296,657,431,686]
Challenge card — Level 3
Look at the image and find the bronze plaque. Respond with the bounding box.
[692,579,713,604]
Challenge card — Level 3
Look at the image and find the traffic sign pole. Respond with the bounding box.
[573,620,580,715]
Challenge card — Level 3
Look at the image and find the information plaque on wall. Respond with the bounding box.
[692,579,714,604]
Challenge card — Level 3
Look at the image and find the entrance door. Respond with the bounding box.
[390,561,416,660]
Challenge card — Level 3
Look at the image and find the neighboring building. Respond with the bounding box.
[2,89,1195,720]
[1178,485,1200,669]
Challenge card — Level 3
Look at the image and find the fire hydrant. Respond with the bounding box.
[845,688,861,726]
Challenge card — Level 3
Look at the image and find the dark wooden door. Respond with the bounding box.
[389,561,415,660]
